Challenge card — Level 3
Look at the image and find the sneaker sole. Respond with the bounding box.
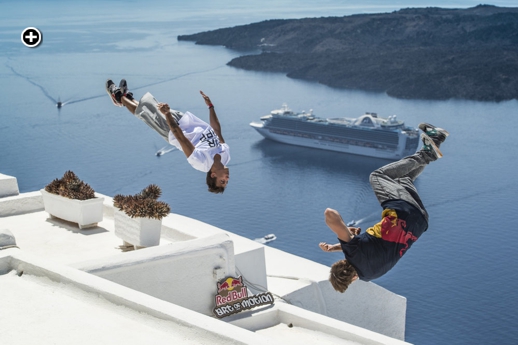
[421,133,443,159]
[434,128,449,138]
[105,79,122,107]
[119,79,134,101]
[119,79,127,95]
[419,123,449,137]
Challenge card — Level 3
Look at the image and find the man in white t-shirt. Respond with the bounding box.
[105,79,230,193]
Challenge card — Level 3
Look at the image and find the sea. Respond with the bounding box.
[1,1,517,344]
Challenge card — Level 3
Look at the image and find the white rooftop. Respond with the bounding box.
[0,173,411,345]
[1,272,221,345]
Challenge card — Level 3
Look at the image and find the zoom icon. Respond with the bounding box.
[21,27,42,48]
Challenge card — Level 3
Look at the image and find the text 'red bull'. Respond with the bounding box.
[216,286,248,306]
[213,276,275,318]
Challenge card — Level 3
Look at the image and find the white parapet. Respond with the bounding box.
[73,233,236,316]
[0,191,44,217]
[229,302,410,345]
[160,213,269,294]
[0,173,19,198]
[0,249,274,345]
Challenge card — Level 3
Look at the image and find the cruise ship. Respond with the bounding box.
[250,104,419,160]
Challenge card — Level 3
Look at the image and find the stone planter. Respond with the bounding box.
[40,189,104,229]
[114,209,162,247]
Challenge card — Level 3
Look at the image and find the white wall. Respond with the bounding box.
[0,191,43,217]
[263,246,407,340]
[0,249,276,345]
[158,213,270,295]
[74,233,236,316]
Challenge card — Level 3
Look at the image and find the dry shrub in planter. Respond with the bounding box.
[113,184,170,220]
[45,170,95,200]
[41,171,103,229]
[113,184,170,248]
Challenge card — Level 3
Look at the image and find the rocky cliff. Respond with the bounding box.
[178,5,518,102]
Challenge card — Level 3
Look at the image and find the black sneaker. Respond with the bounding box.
[418,123,449,147]
[119,79,134,101]
[421,133,443,160]
[105,79,123,107]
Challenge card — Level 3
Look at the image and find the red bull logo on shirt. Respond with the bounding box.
[381,216,418,256]
[213,275,274,318]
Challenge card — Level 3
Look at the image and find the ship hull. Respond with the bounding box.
[251,122,417,160]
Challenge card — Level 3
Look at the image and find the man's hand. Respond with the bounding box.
[349,227,361,236]
[200,91,213,107]
[201,90,225,143]
[157,102,171,115]
[319,242,342,253]
[158,102,194,158]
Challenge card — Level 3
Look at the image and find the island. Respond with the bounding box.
[178,5,518,102]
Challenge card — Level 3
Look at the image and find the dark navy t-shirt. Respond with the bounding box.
[339,199,428,281]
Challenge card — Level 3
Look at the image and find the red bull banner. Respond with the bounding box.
[213,275,274,318]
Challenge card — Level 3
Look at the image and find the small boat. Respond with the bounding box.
[254,233,277,244]
[155,145,177,157]
[264,234,276,241]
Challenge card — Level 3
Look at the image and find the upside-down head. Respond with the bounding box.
[329,259,358,293]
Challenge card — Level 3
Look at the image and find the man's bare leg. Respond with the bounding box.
[121,96,139,115]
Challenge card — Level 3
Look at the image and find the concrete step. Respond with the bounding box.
[0,173,19,198]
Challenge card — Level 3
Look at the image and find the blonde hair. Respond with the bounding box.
[329,259,358,293]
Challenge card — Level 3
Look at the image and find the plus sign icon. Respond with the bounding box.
[21,27,42,48]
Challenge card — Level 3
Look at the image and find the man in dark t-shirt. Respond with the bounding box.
[319,123,449,292]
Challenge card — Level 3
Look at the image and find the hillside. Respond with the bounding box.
[178,5,518,102]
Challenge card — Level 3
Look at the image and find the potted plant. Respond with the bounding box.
[113,184,170,248]
[41,171,104,229]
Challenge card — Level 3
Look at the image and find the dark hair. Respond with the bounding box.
[206,171,225,194]
[329,259,358,293]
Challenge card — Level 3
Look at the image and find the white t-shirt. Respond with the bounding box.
[168,111,230,172]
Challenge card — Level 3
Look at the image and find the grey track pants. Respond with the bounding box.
[369,150,435,222]
[134,92,183,142]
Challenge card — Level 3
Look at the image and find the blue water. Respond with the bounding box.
[1,1,518,344]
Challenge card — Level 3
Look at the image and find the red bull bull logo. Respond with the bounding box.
[217,280,230,293]
[217,276,243,294]
[381,217,418,256]
[213,275,274,318]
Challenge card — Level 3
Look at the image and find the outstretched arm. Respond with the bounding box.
[158,103,195,158]
[324,208,357,243]
[200,91,225,143]
[319,242,342,252]
[319,226,361,252]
